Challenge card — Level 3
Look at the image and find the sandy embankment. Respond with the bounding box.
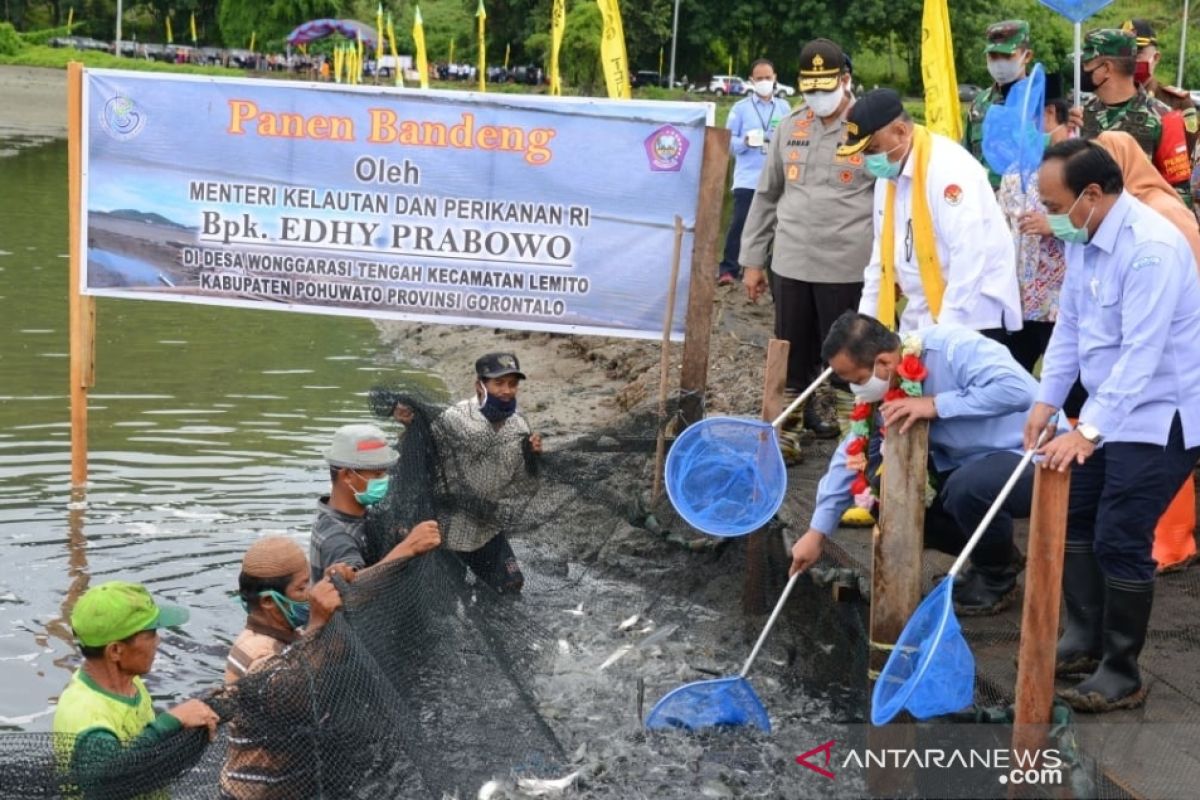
[0,66,68,139]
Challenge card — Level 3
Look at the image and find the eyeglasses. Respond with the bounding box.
[905,219,914,262]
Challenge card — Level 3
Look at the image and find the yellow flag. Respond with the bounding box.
[659,46,663,77]
[413,6,430,89]
[449,37,455,64]
[376,3,384,67]
[249,31,255,53]
[190,12,197,44]
[357,32,365,85]
[550,0,565,96]
[333,46,343,84]
[595,0,631,99]
[67,7,73,32]
[920,0,963,140]
[504,43,510,70]
[727,55,732,75]
[476,0,487,92]
[387,14,400,87]
[165,15,173,45]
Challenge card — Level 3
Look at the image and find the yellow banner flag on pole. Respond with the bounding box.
[550,0,565,96]
[190,12,197,44]
[357,32,365,85]
[449,37,455,64]
[595,0,631,99]
[504,43,510,70]
[333,46,343,84]
[249,31,255,53]
[476,0,487,93]
[920,0,963,140]
[67,7,73,32]
[387,14,401,87]
[376,3,385,68]
[165,15,173,45]
[413,6,430,89]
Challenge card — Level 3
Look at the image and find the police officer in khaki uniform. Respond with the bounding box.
[1122,18,1198,157]
[741,38,874,441]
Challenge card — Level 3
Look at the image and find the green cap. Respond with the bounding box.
[71,581,190,648]
[1081,28,1137,62]
[985,20,1031,55]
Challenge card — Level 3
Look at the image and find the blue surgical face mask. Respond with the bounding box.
[352,472,390,506]
[259,590,310,629]
[865,141,904,179]
[1048,191,1095,244]
[478,386,518,423]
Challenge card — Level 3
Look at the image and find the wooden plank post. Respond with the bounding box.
[1011,467,1071,795]
[68,61,96,491]
[742,338,789,615]
[651,216,687,504]
[867,421,928,797]
[678,126,730,425]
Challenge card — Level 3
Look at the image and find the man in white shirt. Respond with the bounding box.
[838,89,1023,338]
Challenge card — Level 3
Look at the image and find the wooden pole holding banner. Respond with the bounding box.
[742,338,789,615]
[651,216,686,504]
[679,126,730,425]
[867,421,928,797]
[1011,467,1071,793]
[68,61,96,491]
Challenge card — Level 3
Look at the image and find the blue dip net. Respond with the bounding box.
[665,417,787,538]
[644,676,771,733]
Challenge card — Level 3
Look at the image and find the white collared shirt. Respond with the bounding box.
[858,131,1023,332]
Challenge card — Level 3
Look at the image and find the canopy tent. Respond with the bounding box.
[286,19,378,48]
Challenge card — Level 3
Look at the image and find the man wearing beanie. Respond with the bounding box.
[310,423,441,583]
[225,537,344,684]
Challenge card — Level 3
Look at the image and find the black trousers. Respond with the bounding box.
[452,533,525,595]
[923,452,1035,567]
[772,273,863,391]
[1067,414,1200,582]
[718,188,755,277]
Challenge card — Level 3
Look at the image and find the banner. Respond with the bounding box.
[596,0,631,99]
[550,0,565,96]
[80,70,711,340]
[921,0,963,141]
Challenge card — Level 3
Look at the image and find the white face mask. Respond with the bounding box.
[753,78,775,97]
[849,366,890,403]
[986,55,1026,86]
[804,84,845,118]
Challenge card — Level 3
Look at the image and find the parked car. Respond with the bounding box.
[772,82,795,98]
[958,83,983,102]
[50,36,110,52]
[708,75,746,96]
[632,70,669,89]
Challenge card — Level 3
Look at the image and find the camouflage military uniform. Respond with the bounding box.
[1122,19,1199,157]
[964,20,1031,189]
[1079,28,1193,207]
[1081,89,1193,208]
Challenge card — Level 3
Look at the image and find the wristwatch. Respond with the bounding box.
[1077,422,1103,445]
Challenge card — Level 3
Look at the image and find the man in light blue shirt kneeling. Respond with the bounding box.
[789,312,1063,615]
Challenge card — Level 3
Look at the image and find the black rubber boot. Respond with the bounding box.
[1058,576,1154,712]
[802,403,840,439]
[952,542,1024,616]
[1055,542,1104,677]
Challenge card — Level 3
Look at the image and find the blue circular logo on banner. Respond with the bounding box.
[101,96,146,140]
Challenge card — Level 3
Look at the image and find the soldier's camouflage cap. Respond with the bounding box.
[1081,29,1137,62]
[1121,19,1157,49]
[985,20,1030,55]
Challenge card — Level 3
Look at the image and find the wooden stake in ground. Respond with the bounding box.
[1011,466,1071,795]
[651,215,686,504]
[867,421,927,797]
[679,126,731,425]
[68,61,96,491]
[741,338,790,615]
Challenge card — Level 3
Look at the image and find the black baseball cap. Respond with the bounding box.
[475,352,526,380]
[798,39,847,92]
[838,88,905,157]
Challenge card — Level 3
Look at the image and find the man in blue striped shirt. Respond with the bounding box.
[1027,139,1200,712]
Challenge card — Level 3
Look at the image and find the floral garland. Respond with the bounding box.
[845,333,928,510]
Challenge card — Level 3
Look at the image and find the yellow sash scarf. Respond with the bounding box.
[878,125,946,330]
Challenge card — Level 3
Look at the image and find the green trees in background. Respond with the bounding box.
[5,0,1200,93]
